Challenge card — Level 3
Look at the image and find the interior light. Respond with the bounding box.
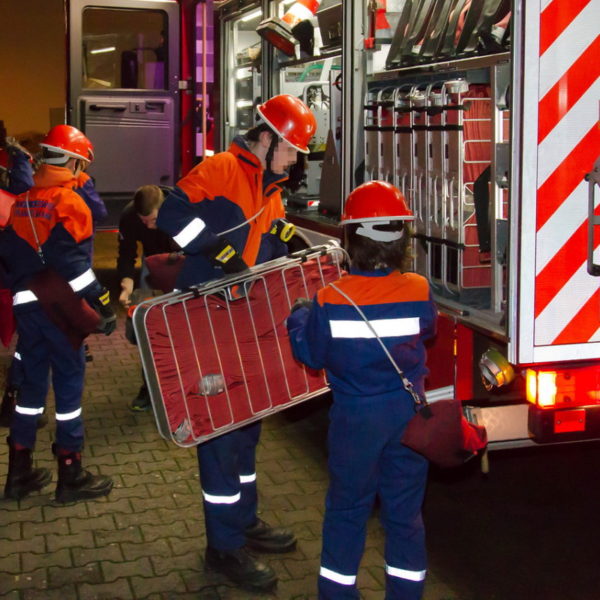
[90,46,116,55]
[241,9,262,22]
[479,348,515,390]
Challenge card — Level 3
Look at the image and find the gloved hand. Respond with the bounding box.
[5,137,32,160]
[89,288,117,336]
[269,218,296,243]
[291,297,312,313]
[208,238,249,275]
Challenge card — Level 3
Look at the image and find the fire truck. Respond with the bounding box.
[210,0,600,450]
[27,0,597,449]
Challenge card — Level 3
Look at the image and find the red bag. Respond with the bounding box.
[401,399,488,468]
[0,288,16,347]
[145,253,185,293]
[28,268,100,349]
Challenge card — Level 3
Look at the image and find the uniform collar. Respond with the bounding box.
[33,164,77,189]
[349,266,396,277]
[229,136,289,192]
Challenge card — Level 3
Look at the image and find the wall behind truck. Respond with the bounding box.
[0,0,66,144]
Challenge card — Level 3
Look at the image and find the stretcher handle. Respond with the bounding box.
[585,157,600,276]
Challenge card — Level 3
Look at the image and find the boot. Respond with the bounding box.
[54,446,113,504]
[129,384,151,412]
[205,546,277,592]
[245,518,297,553]
[4,438,52,500]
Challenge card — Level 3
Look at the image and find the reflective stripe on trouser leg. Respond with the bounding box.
[380,442,428,600]
[197,423,260,550]
[238,421,261,529]
[10,311,52,448]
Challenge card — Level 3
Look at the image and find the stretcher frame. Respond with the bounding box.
[132,244,346,447]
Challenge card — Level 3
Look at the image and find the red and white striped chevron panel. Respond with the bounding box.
[534,0,600,346]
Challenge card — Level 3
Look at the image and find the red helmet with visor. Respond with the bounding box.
[341,181,414,242]
[256,94,317,154]
[40,125,94,164]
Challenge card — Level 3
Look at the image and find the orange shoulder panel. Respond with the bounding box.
[318,271,430,306]
[54,189,93,243]
[177,152,238,204]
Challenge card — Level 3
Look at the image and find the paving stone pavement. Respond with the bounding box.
[0,233,460,600]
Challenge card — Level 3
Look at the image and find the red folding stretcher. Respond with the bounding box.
[132,244,345,447]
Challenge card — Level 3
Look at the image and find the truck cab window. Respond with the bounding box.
[82,8,167,90]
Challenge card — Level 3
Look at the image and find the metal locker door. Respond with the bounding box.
[377,87,396,183]
[364,90,379,181]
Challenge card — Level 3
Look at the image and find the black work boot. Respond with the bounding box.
[54,446,113,504]
[129,384,151,412]
[4,438,52,500]
[245,518,297,553]
[205,546,277,592]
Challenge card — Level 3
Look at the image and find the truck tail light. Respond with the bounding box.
[526,369,557,407]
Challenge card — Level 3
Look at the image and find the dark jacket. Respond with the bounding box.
[117,201,178,282]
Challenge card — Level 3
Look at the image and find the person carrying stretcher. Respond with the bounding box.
[157,94,316,592]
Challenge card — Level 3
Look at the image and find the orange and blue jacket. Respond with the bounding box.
[156,136,289,287]
[287,268,437,400]
[1,164,105,310]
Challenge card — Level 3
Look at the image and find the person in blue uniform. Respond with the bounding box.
[0,131,35,427]
[287,181,438,600]
[156,94,317,592]
[1,124,116,504]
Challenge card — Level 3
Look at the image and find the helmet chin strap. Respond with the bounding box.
[356,221,404,242]
[265,132,280,171]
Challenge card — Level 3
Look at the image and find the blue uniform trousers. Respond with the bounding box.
[6,340,25,390]
[197,421,261,550]
[10,308,85,451]
[319,392,428,600]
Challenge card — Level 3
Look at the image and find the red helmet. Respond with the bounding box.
[256,94,317,154]
[341,181,414,224]
[40,125,94,163]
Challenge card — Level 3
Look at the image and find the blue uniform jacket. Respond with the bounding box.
[287,268,437,400]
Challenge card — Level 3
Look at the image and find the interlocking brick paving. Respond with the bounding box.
[0,232,460,600]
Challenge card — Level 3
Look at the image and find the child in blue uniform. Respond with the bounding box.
[287,181,437,600]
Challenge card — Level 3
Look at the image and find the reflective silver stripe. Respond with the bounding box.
[239,473,257,484]
[15,405,44,416]
[14,352,22,361]
[319,566,356,585]
[329,318,420,339]
[385,565,427,582]
[55,408,82,421]
[13,290,38,305]
[173,218,206,248]
[202,490,241,504]
[69,268,96,292]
